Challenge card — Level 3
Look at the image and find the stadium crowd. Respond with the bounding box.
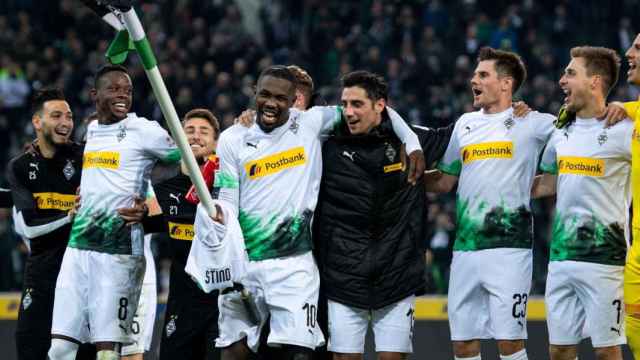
[0,0,638,295]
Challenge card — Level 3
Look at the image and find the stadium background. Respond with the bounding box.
[0,0,636,358]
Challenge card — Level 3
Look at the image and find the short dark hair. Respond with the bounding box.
[570,46,621,96]
[341,70,388,101]
[31,87,66,115]
[183,108,221,140]
[258,65,298,88]
[477,47,527,94]
[287,65,314,101]
[94,64,129,88]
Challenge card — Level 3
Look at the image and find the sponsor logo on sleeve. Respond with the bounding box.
[168,222,195,241]
[83,152,121,169]
[244,147,306,179]
[384,162,404,173]
[33,192,76,211]
[557,156,605,177]
[461,141,514,164]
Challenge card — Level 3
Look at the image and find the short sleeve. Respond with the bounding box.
[540,134,559,174]
[213,130,240,214]
[304,106,342,137]
[530,112,557,143]
[143,121,180,163]
[436,120,462,176]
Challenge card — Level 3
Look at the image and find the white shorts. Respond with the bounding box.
[448,248,532,341]
[51,247,146,345]
[327,296,415,354]
[122,236,157,355]
[546,261,625,347]
[216,251,325,352]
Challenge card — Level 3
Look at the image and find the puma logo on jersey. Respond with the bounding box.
[557,156,605,177]
[169,193,181,203]
[29,163,39,171]
[246,142,258,148]
[461,142,514,164]
[611,326,621,336]
[342,151,356,161]
[244,147,306,180]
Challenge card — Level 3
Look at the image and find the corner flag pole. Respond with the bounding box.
[83,1,217,219]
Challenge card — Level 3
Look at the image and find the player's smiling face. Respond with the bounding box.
[93,70,133,124]
[470,60,505,110]
[625,34,640,85]
[341,86,384,135]
[184,117,217,160]
[559,57,591,114]
[255,75,295,132]
[35,100,73,145]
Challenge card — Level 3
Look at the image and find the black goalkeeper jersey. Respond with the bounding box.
[7,142,83,284]
[153,172,197,264]
[146,169,218,302]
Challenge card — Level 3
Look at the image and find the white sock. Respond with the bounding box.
[96,350,120,360]
[47,338,79,360]
[454,356,481,360]
[500,349,528,360]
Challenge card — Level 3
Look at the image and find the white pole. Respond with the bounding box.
[119,9,217,218]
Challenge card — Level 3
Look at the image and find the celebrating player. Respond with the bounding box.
[47,64,180,360]
[532,46,631,360]
[205,65,423,359]
[8,88,96,359]
[425,47,557,360]
[141,108,222,359]
[622,33,640,360]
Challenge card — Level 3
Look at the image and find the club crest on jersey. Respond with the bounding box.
[29,162,38,180]
[22,288,33,310]
[385,144,396,162]
[63,160,75,180]
[504,116,515,130]
[597,130,608,146]
[166,315,177,337]
[289,119,299,134]
[117,125,127,142]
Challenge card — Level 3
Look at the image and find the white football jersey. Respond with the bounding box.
[438,107,556,251]
[540,117,633,266]
[68,113,179,255]
[214,106,420,261]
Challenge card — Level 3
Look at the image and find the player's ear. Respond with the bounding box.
[502,76,514,93]
[374,98,385,114]
[32,113,42,131]
[90,88,98,103]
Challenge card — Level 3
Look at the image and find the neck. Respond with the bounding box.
[482,96,512,114]
[576,96,606,119]
[97,110,123,125]
[37,136,57,159]
[180,156,206,175]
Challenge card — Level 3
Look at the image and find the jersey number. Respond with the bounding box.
[302,303,317,328]
[613,299,622,324]
[512,293,528,319]
[118,297,128,321]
